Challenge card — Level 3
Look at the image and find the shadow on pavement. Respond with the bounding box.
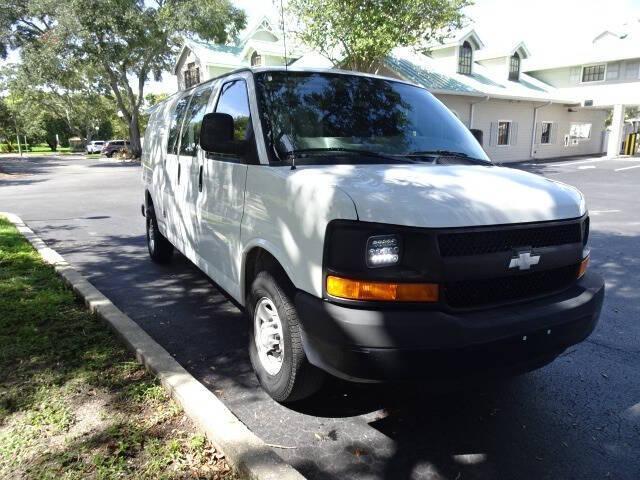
[27,216,640,480]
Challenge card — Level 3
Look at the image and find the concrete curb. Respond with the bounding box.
[1,212,305,480]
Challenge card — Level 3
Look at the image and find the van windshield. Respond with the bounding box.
[254,71,490,166]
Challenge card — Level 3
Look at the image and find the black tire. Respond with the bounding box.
[248,270,324,403]
[146,203,174,264]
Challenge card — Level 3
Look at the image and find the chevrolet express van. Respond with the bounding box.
[141,68,604,402]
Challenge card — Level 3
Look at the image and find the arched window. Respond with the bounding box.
[458,41,473,75]
[509,52,521,81]
[251,51,262,67]
[184,62,200,89]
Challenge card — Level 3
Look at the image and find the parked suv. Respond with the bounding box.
[141,68,604,403]
[86,140,105,154]
[102,140,130,157]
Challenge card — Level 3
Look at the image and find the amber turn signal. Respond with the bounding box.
[326,275,439,302]
[578,255,590,279]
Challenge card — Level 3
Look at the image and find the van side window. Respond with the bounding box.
[215,80,252,143]
[179,85,213,156]
[167,95,190,155]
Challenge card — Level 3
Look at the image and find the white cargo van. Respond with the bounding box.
[141,68,604,402]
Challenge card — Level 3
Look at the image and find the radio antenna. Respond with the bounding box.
[279,0,296,170]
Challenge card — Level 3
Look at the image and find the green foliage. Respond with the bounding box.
[288,0,470,73]
[0,217,234,479]
[1,0,246,157]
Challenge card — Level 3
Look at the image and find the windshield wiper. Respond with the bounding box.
[283,147,409,163]
[404,150,489,164]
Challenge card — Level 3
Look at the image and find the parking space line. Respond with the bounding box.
[578,166,596,170]
[590,210,621,215]
[555,158,610,167]
[614,165,640,172]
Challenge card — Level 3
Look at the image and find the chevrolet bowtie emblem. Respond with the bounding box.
[509,250,541,270]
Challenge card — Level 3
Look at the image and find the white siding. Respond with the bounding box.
[428,46,459,73]
[435,94,473,127]
[471,99,535,163]
[433,95,607,163]
[533,106,608,159]
[477,57,509,80]
[529,58,640,87]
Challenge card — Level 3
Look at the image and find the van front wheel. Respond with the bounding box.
[249,271,324,403]
[146,204,174,264]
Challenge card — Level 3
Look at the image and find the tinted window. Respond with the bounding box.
[179,85,213,155]
[167,95,190,154]
[255,72,489,165]
[215,80,252,142]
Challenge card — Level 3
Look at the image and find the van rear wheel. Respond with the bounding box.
[248,270,324,403]
[146,203,173,264]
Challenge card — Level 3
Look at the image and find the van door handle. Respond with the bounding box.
[177,163,181,184]
[198,165,203,192]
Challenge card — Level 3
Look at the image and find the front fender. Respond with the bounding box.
[240,166,358,304]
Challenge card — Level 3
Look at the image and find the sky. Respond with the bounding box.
[465,0,640,54]
[3,0,640,94]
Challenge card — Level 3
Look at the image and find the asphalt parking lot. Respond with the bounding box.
[1,154,638,479]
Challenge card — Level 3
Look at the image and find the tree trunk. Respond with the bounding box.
[128,110,142,158]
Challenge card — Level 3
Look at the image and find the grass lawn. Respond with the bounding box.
[1,145,72,155]
[0,217,236,479]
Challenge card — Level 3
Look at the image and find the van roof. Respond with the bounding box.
[147,67,421,114]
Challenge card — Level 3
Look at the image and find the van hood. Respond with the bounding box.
[293,164,585,228]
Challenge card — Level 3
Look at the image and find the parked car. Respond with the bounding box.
[141,68,604,403]
[85,140,105,154]
[102,140,130,157]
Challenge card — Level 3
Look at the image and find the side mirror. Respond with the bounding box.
[470,128,483,146]
[200,112,246,155]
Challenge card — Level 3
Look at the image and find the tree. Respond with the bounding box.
[1,0,246,157]
[287,0,470,73]
[0,98,19,148]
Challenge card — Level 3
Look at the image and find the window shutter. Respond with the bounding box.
[549,123,558,144]
[606,62,620,80]
[510,122,518,146]
[489,122,497,146]
[625,61,640,79]
[570,67,581,84]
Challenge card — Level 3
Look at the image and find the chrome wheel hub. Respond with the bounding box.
[254,297,284,375]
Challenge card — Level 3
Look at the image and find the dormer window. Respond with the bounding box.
[184,62,200,89]
[251,51,263,67]
[509,52,520,81]
[458,41,473,75]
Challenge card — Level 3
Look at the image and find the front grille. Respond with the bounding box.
[438,223,582,257]
[443,264,579,309]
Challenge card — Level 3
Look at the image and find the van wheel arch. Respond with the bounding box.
[144,190,154,210]
[244,247,292,303]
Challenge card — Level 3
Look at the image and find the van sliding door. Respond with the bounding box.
[175,83,216,260]
[163,94,190,250]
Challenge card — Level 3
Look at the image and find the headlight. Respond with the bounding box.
[366,234,401,268]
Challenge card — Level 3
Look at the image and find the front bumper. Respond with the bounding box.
[295,272,605,382]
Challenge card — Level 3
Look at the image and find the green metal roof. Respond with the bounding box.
[385,56,480,94]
